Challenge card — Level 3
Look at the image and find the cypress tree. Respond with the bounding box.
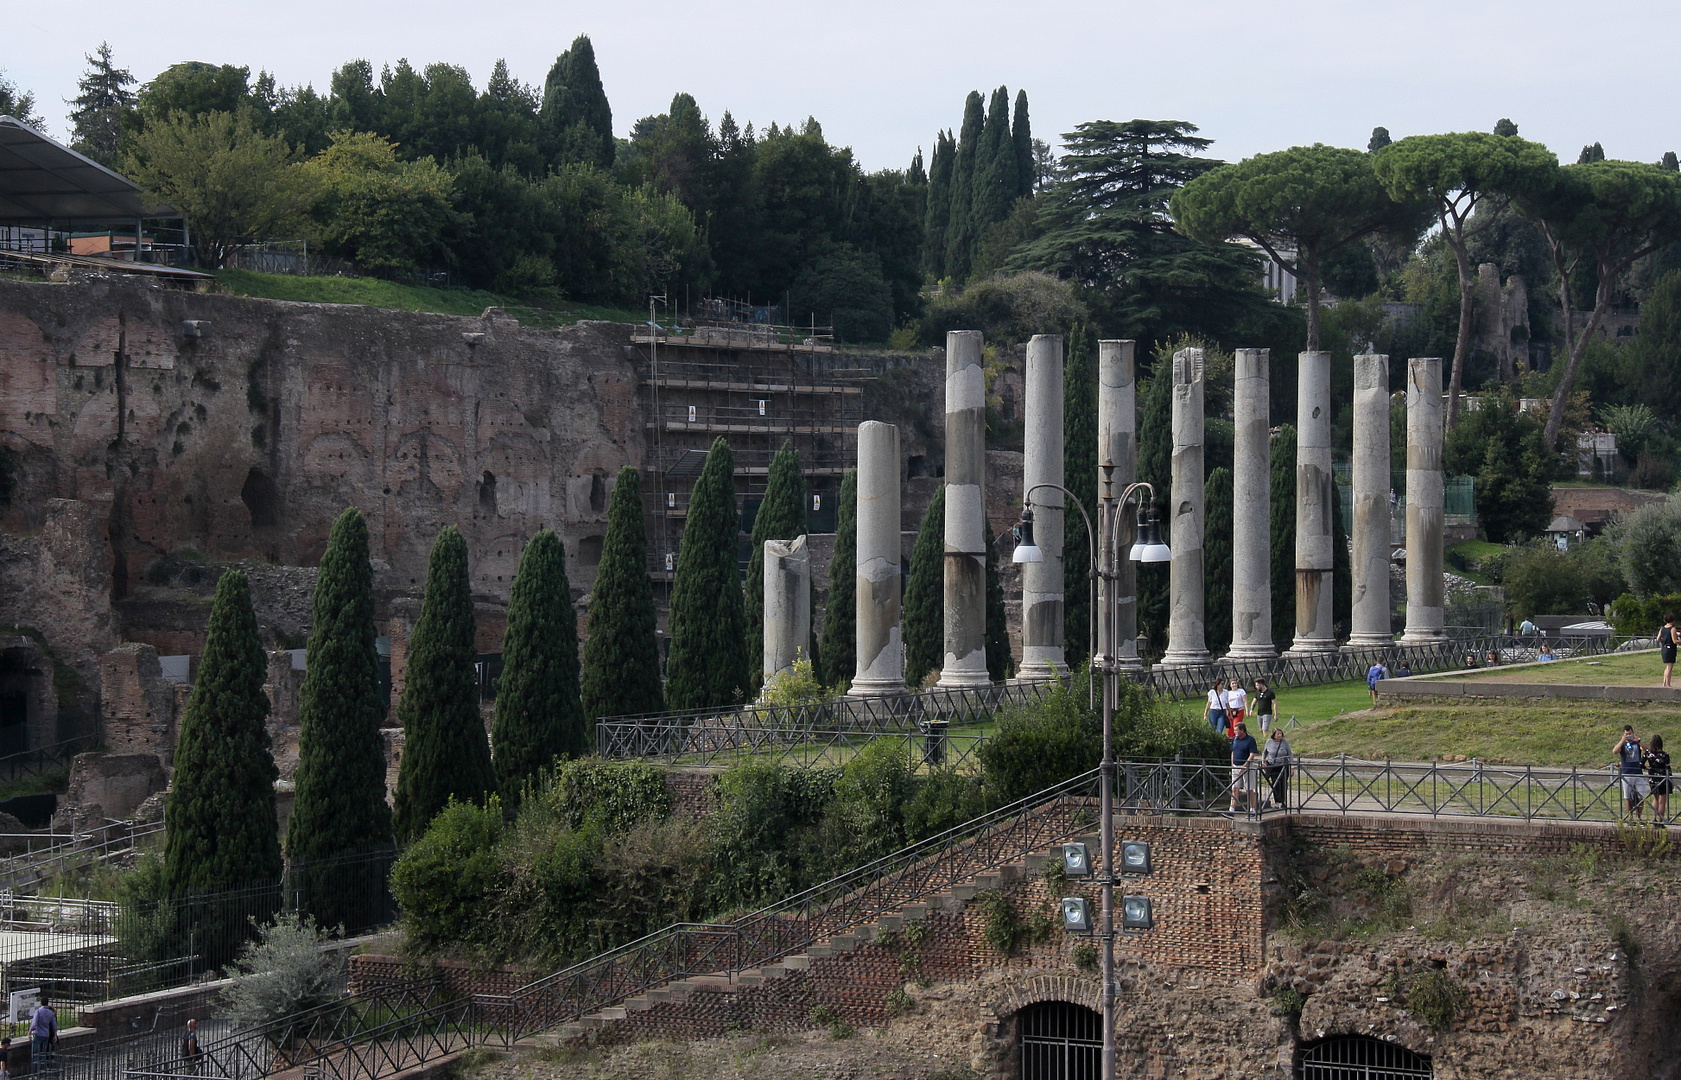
[971,87,1017,241]
[944,92,985,282]
[744,441,808,675]
[1011,89,1035,198]
[666,438,750,710]
[923,130,955,279]
[541,34,614,168]
[393,527,494,845]
[287,507,393,930]
[1271,426,1299,649]
[985,522,1012,682]
[492,530,584,805]
[1136,367,1172,644]
[1332,475,1351,641]
[819,468,858,687]
[164,569,280,964]
[1204,467,1234,656]
[1063,323,1096,668]
[582,467,663,720]
[903,486,946,687]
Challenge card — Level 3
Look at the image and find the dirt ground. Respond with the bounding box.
[466,1030,982,1080]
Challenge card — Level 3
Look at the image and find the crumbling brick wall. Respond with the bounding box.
[99,643,176,758]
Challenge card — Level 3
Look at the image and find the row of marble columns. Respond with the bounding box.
[760,332,1448,689]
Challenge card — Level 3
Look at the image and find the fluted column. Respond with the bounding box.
[1401,357,1446,644]
[1349,353,1394,648]
[1159,348,1210,668]
[1287,350,1337,655]
[1226,348,1275,661]
[849,421,903,696]
[938,330,991,688]
[1019,334,1065,681]
[1097,340,1140,671]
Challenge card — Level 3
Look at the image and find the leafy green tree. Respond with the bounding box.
[944,92,986,281]
[1204,467,1234,655]
[904,486,946,687]
[1062,324,1096,667]
[1174,144,1430,351]
[1517,160,1681,450]
[286,508,393,929]
[985,522,1012,682]
[1494,118,1520,138]
[919,271,1087,347]
[68,43,136,165]
[582,467,664,719]
[923,130,956,278]
[541,35,614,168]
[492,530,585,804]
[134,62,254,128]
[393,527,494,845]
[0,70,43,129]
[1371,132,1558,427]
[1615,270,1681,423]
[819,469,858,687]
[787,244,894,342]
[1270,425,1298,648]
[124,111,310,267]
[299,131,457,275]
[1443,388,1554,543]
[744,442,808,673]
[667,438,750,710]
[165,570,282,966]
[1619,497,1681,597]
[1011,90,1035,198]
[1368,127,1392,152]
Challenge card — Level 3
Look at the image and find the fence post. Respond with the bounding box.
[1171,753,1184,812]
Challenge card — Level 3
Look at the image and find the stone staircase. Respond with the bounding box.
[542,831,1098,1044]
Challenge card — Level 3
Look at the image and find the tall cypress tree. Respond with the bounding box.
[492,530,584,805]
[1332,475,1351,641]
[1063,323,1096,668]
[1271,426,1299,649]
[667,438,750,710]
[944,92,985,282]
[287,508,393,930]
[745,441,808,674]
[1011,89,1035,198]
[985,522,1012,682]
[1204,467,1235,656]
[541,34,614,168]
[903,486,946,687]
[1136,367,1172,645]
[393,527,494,845]
[582,467,663,719]
[971,87,1017,242]
[924,131,955,278]
[819,469,858,687]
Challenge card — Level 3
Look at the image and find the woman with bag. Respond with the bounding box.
[1205,677,1229,735]
[1262,728,1292,810]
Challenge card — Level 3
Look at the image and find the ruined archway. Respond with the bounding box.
[1298,1034,1432,1079]
[241,468,280,528]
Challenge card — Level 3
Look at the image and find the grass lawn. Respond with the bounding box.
[1459,649,1663,686]
[213,269,643,325]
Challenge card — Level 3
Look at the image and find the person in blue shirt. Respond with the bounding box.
[1366,661,1389,705]
[1228,723,1259,816]
[1615,727,1647,821]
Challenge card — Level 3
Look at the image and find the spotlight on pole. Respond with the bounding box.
[1062,842,1091,877]
[1121,895,1154,930]
[1061,896,1091,932]
[1119,841,1152,875]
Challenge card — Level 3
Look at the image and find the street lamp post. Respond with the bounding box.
[1017,477,1167,1080]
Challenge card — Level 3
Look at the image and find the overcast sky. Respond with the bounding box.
[5,0,1678,170]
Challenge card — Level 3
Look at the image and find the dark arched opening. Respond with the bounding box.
[479,471,497,514]
[1017,1000,1101,1080]
[0,648,35,756]
[1299,1035,1432,1079]
[241,469,280,528]
[589,471,607,513]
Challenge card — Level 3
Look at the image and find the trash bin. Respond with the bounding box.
[921,719,949,766]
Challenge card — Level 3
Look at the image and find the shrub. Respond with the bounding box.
[1608,592,1681,636]
[979,682,1101,804]
[1620,496,1681,597]
[389,797,505,955]
[222,914,347,1029]
[919,272,1087,347]
[902,768,986,844]
[884,988,915,1017]
[975,889,1024,956]
[1071,942,1098,971]
[545,758,671,833]
[1404,968,1468,1031]
[760,657,830,707]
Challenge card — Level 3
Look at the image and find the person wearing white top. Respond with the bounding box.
[1205,678,1229,734]
[1226,680,1247,728]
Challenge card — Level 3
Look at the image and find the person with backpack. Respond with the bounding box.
[1366,660,1390,705]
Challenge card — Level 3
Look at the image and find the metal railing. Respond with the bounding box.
[1289,755,1635,822]
[0,736,99,783]
[0,819,163,892]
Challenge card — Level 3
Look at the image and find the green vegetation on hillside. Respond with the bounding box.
[1289,700,1673,767]
[213,269,641,323]
[1462,650,1661,685]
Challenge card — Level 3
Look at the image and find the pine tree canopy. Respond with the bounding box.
[541,34,614,167]
[165,569,281,896]
[819,468,859,687]
[393,526,494,844]
[492,529,585,804]
[666,437,750,710]
[582,467,664,720]
[903,485,946,687]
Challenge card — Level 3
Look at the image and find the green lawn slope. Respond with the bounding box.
[213,269,642,325]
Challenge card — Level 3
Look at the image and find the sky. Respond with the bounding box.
[4,0,1678,170]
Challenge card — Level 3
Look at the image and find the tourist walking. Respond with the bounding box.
[1229,723,1259,817]
[1648,734,1672,824]
[1262,728,1292,810]
[1253,677,1277,733]
[1367,660,1389,705]
[1658,614,1678,688]
[1616,727,1648,821]
[1206,678,1229,735]
[29,996,54,1071]
[182,1017,204,1074]
[1226,678,1247,731]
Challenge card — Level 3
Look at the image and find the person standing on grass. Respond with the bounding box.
[1206,677,1229,735]
[1229,722,1259,816]
[1658,614,1678,688]
[1253,677,1277,733]
[1616,726,1648,822]
[1367,660,1389,705]
[1647,734,1672,825]
[1226,678,1247,732]
[1262,727,1292,810]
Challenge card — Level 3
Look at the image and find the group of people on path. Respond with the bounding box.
[1615,727,1674,823]
[1206,677,1290,818]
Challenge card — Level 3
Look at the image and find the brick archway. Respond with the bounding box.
[992,973,1103,1019]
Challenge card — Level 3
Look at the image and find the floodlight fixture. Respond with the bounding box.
[1120,841,1152,875]
[1061,896,1091,932]
[1062,842,1091,877]
[1121,895,1154,930]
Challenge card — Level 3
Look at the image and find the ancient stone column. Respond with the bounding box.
[1019,334,1066,682]
[1288,350,1338,656]
[1348,353,1394,649]
[849,421,904,697]
[761,535,811,684]
[1226,348,1275,661]
[1402,357,1447,644]
[1159,348,1211,668]
[938,330,991,688]
[1097,340,1141,671]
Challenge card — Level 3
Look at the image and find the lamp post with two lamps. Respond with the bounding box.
[1012,476,1169,1080]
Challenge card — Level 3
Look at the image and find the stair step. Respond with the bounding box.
[828,935,859,952]
[875,915,903,933]
[625,996,657,1012]
[784,954,813,970]
[901,904,930,921]
[598,1007,627,1021]
[950,884,979,901]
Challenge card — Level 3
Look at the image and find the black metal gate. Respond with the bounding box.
[1018,1001,1101,1080]
[1300,1035,1432,1079]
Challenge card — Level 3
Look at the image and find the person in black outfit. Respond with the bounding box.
[1660,614,1678,688]
[1648,734,1672,824]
